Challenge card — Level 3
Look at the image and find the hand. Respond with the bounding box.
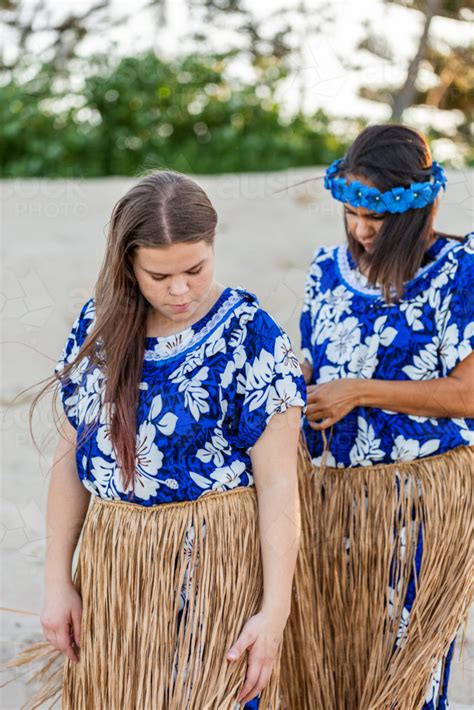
[40,581,82,663]
[226,609,284,705]
[305,379,362,430]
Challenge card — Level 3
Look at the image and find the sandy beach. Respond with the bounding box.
[1,168,472,707]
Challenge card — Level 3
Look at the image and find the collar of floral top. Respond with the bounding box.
[324,159,447,214]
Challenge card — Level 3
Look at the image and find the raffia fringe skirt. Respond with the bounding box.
[3,486,282,709]
[280,434,474,710]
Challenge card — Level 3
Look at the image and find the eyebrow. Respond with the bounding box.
[344,206,382,217]
[142,259,206,277]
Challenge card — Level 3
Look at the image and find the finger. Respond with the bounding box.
[57,626,79,662]
[70,608,82,649]
[305,390,320,404]
[68,624,80,662]
[227,629,255,662]
[239,649,268,702]
[236,654,264,701]
[45,629,59,651]
[304,405,324,419]
[309,417,334,431]
[240,674,271,705]
[305,408,328,422]
[305,405,330,422]
[239,664,272,705]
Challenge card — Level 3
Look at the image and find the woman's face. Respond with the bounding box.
[343,173,385,254]
[132,240,215,325]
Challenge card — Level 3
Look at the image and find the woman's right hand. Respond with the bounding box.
[40,582,82,662]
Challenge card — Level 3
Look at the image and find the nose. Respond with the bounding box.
[168,278,190,297]
[353,218,374,241]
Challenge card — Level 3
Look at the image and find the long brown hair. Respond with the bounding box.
[338,124,462,302]
[26,170,218,494]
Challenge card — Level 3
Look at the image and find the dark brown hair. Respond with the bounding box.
[27,170,217,494]
[337,124,461,302]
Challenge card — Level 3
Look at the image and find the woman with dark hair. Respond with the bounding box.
[281,125,474,709]
[4,171,306,708]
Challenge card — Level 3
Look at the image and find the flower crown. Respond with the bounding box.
[324,158,447,214]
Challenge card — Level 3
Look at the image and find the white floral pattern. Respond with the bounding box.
[301,236,471,709]
[54,286,306,506]
[300,234,474,468]
[349,416,385,466]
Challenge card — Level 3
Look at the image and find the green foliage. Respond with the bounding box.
[2,52,350,177]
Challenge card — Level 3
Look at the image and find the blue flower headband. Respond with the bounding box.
[324,158,447,214]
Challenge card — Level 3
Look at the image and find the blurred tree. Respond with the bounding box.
[188,0,336,113]
[423,43,473,114]
[357,0,473,120]
[388,0,472,120]
[0,0,112,72]
[1,51,348,177]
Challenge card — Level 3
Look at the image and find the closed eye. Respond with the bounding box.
[151,267,203,281]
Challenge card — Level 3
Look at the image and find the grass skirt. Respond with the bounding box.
[280,434,474,710]
[3,486,282,709]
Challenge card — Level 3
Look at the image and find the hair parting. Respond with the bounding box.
[24,170,218,493]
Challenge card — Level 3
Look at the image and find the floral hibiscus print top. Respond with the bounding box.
[54,286,306,505]
[300,233,474,467]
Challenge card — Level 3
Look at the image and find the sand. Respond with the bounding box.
[1,168,473,707]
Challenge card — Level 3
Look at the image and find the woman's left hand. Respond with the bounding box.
[226,609,284,705]
[305,379,361,430]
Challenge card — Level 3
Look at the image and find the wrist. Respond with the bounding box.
[44,563,74,587]
[356,378,374,408]
[260,599,291,626]
[44,567,74,582]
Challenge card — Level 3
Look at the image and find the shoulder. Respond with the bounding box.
[309,244,338,268]
[78,296,96,327]
[230,286,293,348]
[419,234,474,308]
[305,244,339,282]
[80,296,96,322]
[55,297,96,373]
[454,232,474,262]
[443,233,474,282]
[68,296,96,343]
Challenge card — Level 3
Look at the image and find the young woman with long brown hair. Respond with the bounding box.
[4,171,306,709]
[281,125,474,709]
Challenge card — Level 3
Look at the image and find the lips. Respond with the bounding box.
[169,302,191,311]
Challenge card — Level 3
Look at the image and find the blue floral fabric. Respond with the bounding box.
[55,286,306,709]
[55,286,306,505]
[300,233,473,708]
[300,233,474,468]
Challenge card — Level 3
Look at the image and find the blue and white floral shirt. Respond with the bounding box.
[55,287,306,506]
[300,233,474,467]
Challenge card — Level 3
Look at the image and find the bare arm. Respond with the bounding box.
[44,417,91,585]
[40,416,91,662]
[357,352,474,418]
[251,405,302,619]
[227,405,302,703]
[304,353,474,430]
